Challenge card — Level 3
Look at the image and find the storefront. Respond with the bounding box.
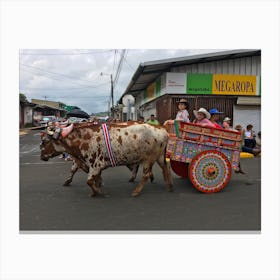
[120,49,261,131]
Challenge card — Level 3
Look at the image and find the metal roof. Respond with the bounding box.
[119,49,261,103]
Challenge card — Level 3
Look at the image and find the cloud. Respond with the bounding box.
[19,49,223,114]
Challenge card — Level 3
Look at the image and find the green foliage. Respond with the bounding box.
[20,93,28,103]
[93,111,108,117]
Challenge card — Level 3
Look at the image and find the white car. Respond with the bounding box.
[40,116,56,126]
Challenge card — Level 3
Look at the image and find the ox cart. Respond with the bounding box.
[166,121,242,193]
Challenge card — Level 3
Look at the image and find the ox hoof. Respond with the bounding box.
[63,181,71,186]
[128,178,135,182]
[150,176,154,183]
[131,191,141,197]
[167,186,174,192]
[88,192,97,198]
[99,191,111,198]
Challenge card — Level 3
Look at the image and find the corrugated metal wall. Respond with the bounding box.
[171,95,237,123]
[139,54,261,124]
[170,55,261,76]
[155,94,237,124]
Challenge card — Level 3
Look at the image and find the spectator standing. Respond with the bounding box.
[244,124,256,148]
[255,131,261,154]
[233,124,246,174]
[235,124,260,156]
[147,114,160,125]
[138,116,145,123]
[209,108,223,129]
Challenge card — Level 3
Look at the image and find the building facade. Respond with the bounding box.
[120,49,261,132]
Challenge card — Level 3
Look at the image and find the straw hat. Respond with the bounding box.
[177,98,188,104]
[223,117,231,122]
[193,108,211,120]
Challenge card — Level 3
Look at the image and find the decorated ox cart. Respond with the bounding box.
[166,121,242,193]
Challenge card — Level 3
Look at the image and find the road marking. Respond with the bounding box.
[21,162,68,165]
[20,147,39,154]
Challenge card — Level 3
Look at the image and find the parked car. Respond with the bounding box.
[69,117,88,123]
[40,116,56,126]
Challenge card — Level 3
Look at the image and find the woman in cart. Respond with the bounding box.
[193,108,216,128]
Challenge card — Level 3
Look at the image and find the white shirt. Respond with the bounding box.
[175,109,190,123]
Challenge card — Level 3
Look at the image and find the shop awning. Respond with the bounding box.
[119,49,261,104]
[236,96,261,105]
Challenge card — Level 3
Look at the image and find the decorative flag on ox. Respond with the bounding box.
[101,123,116,167]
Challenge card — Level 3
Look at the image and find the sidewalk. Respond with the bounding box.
[20,126,45,136]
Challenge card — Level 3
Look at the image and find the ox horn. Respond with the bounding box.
[47,129,54,136]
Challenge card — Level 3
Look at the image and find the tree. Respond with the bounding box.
[20,93,28,103]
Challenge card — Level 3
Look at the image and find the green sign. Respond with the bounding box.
[187,74,212,94]
[156,79,161,96]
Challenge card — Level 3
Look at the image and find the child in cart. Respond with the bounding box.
[164,98,190,125]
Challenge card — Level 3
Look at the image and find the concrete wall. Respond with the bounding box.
[233,105,261,132]
[24,106,33,125]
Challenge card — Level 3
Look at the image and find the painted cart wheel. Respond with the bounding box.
[170,160,188,178]
[189,150,231,193]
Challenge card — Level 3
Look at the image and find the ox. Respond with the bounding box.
[38,139,153,187]
[40,122,173,197]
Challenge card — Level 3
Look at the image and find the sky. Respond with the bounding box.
[19,49,223,114]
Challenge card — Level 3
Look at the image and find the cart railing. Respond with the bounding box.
[165,121,242,149]
[165,121,242,171]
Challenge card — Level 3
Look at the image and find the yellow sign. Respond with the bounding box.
[146,83,156,100]
[212,74,256,95]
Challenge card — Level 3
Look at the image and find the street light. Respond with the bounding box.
[100,72,114,116]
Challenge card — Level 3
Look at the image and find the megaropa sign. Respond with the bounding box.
[212,74,256,95]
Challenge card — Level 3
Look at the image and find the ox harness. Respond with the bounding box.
[101,123,117,167]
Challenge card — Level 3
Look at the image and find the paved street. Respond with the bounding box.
[20,130,261,231]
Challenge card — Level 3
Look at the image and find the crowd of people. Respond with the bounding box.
[139,98,261,157]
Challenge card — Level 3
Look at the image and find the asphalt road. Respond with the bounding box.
[20,130,261,231]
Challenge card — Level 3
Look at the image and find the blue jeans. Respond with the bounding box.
[244,138,256,149]
[242,146,254,154]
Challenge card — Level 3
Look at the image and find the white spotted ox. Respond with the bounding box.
[40,122,173,197]
[38,140,153,187]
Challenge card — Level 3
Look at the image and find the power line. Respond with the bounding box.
[112,49,117,77]
[113,49,126,89]
[19,49,114,55]
[21,86,94,90]
[123,56,135,72]
[20,63,102,85]
[21,64,108,88]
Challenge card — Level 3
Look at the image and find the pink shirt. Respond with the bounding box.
[194,118,216,128]
[176,109,190,123]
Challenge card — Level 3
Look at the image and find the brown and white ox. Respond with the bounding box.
[40,122,173,197]
[38,139,153,187]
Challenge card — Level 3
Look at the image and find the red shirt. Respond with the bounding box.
[212,122,223,129]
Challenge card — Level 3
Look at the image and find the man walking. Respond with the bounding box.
[147,114,159,125]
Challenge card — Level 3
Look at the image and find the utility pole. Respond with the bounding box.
[110,74,114,111]
[101,72,114,118]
